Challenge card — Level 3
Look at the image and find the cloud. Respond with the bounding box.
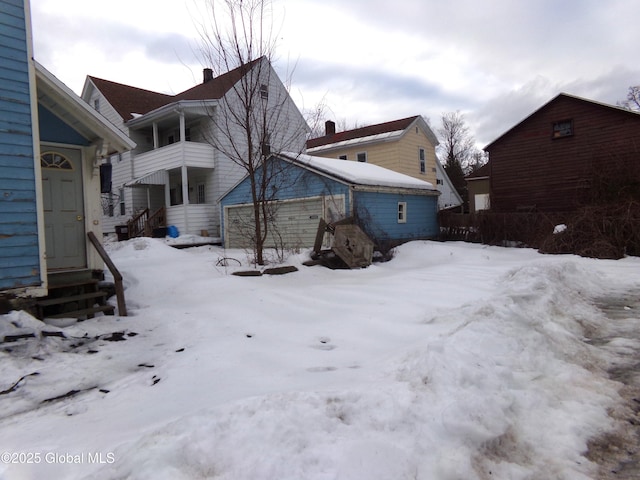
[31,8,200,93]
[286,57,477,126]
[30,0,640,146]
[471,65,640,147]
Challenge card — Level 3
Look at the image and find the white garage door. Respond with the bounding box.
[224,197,324,249]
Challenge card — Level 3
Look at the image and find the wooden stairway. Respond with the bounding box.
[35,277,115,320]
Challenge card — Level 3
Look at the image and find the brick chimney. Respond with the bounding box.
[325,120,336,136]
[203,68,213,83]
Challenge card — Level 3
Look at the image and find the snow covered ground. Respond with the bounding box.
[1,240,639,479]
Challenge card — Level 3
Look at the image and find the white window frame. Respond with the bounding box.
[197,183,206,204]
[474,193,490,212]
[419,147,426,174]
[119,188,125,216]
[397,202,407,223]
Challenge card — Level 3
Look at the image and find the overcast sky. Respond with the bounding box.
[30,0,639,148]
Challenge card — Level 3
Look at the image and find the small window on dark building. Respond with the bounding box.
[552,120,573,138]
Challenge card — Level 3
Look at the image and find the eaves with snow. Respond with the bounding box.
[280,153,438,193]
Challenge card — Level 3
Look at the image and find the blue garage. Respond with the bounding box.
[220,153,440,249]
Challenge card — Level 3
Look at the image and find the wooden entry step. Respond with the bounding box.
[36,278,115,320]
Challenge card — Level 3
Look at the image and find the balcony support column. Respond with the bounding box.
[179,110,186,143]
[179,110,189,233]
[152,122,159,149]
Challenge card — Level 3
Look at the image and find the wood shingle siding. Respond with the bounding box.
[486,94,640,213]
[0,0,41,290]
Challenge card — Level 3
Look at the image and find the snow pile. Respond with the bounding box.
[92,258,617,479]
[1,241,638,480]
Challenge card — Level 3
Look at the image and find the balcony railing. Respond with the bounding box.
[134,141,215,173]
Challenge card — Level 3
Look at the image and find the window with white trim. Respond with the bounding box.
[197,184,206,204]
[119,188,125,216]
[419,148,426,173]
[397,202,407,223]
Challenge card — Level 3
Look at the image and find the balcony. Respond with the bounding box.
[134,142,215,174]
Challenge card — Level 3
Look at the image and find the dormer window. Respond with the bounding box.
[552,119,573,138]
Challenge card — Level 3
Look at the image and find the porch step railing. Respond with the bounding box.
[127,206,166,238]
[145,206,166,236]
[88,231,127,316]
[127,208,149,238]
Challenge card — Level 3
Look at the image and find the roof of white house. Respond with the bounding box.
[281,153,437,191]
[36,61,136,154]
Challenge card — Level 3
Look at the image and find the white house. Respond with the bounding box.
[81,57,309,239]
[435,159,463,210]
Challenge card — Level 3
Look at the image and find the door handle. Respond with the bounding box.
[77,215,83,221]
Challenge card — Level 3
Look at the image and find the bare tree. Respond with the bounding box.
[437,111,478,207]
[618,85,640,112]
[194,0,308,265]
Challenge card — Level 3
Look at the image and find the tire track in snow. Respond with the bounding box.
[587,290,640,479]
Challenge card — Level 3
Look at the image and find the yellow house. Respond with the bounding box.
[306,116,461,209]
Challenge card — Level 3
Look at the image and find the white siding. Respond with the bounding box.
[133,142,215,175]
[166,204,216,236]
[224,197,323,248]
[86,87,127,135]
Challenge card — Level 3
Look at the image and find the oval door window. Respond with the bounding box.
[41,151,73,169]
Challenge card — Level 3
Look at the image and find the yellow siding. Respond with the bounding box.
[312,127,438,186]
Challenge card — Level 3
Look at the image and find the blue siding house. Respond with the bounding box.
[0,0,42,294]
[221,153,440,249]
[1,0,135,308]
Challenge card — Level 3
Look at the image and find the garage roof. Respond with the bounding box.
[281,153,437,191]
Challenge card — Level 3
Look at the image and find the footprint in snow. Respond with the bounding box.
[307,366,337,373]
[311,337,336,350]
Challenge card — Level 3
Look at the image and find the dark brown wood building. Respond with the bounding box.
[484,93,640,213]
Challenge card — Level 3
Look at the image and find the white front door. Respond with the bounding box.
[41,146,87,270]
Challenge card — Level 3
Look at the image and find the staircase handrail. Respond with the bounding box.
[144,206,167,237]
[87,231,127,316]
[127,208,149,238]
